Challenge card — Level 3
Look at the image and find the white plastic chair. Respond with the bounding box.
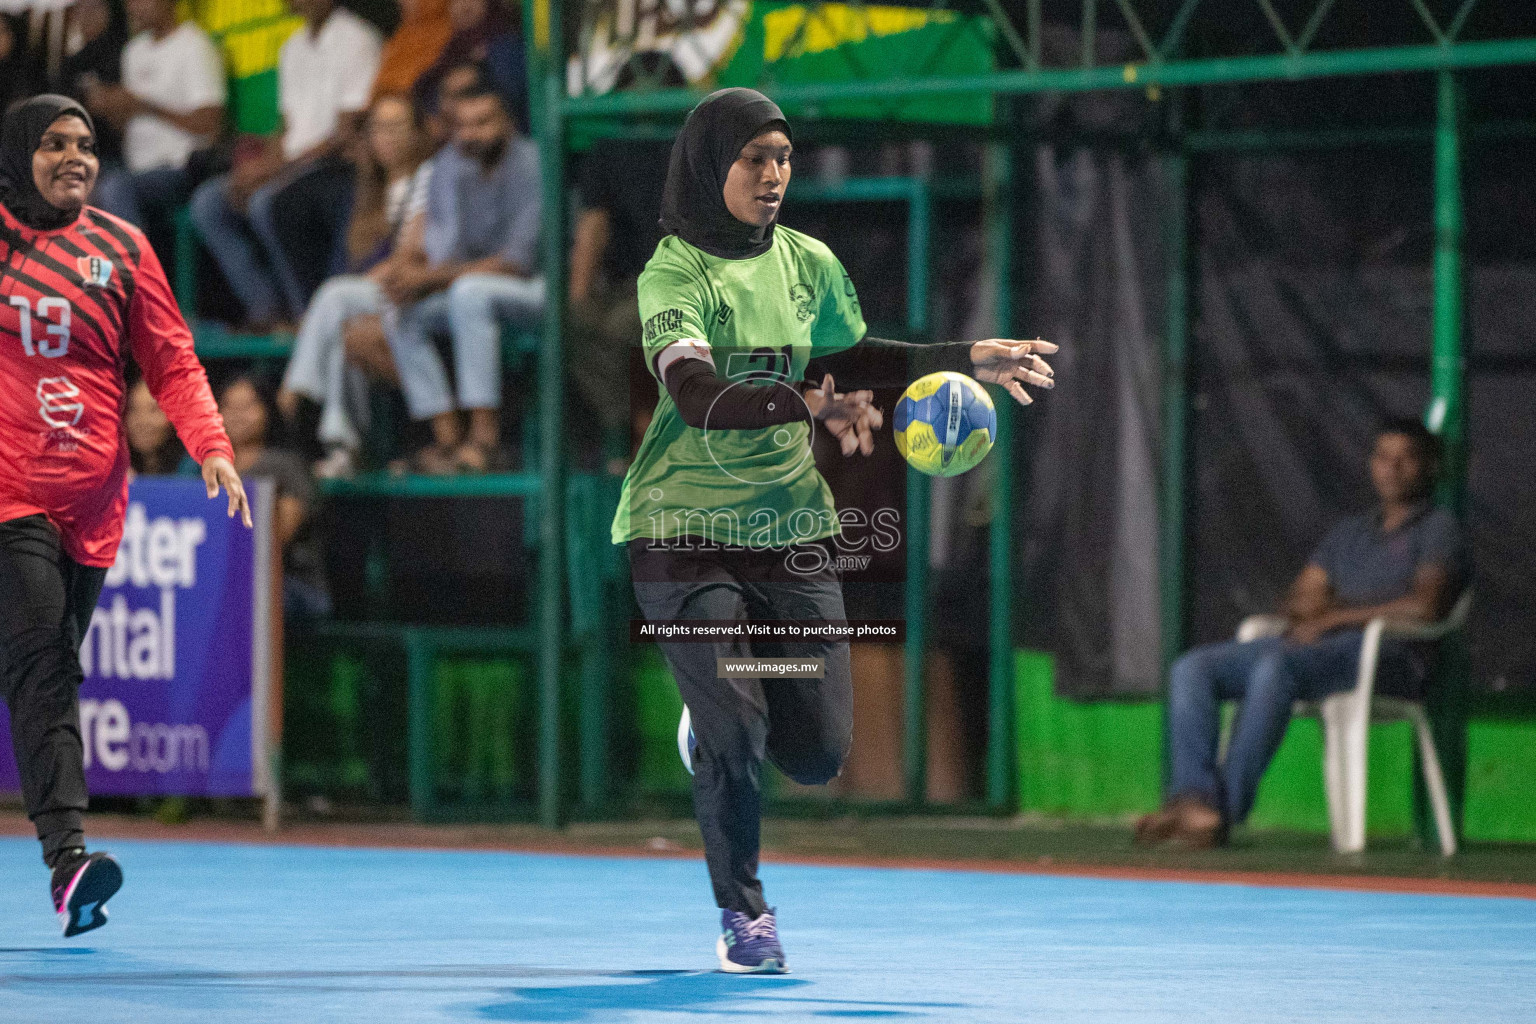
[1230,590,1471,857]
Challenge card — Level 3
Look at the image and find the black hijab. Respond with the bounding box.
[0,94,94,231]
[659,88,790,260]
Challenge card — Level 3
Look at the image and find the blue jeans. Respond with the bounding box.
[92,165,191,228]
[1167,630,1420,826]
[385,274,545,420]
[189,163,347,323]
[282,274,385,451]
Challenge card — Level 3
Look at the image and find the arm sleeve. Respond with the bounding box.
[805,335,973,390]
[663,357,810,430]
[127,242,233,465]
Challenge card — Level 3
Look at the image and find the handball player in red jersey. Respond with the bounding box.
[0,96,248,937]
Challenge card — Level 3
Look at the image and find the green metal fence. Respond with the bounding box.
[520,0,1536,829]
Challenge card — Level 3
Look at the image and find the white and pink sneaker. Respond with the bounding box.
[50,850,123,938]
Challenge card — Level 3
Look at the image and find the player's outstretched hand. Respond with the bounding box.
[202,455,253,528]
[805,373,884,457]
[969,338,1058,406]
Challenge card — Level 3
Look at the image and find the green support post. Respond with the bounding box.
[906,183,930,328]
[1426,69,1468,847]
[1159,104,1191,787]
[985,141,1015,811]
[568,475,611,813]
[904,180,932,806]
[533,0,568,830]
[904,465,929,804]
[1430,70,1466,509]
[405,630,433,818]
[173,207,198,318]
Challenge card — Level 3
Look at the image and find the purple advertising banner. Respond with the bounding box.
[0,477,274,799]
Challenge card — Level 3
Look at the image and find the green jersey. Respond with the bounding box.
[611,227,867,548]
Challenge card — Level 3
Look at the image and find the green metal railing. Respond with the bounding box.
[527,0,1531,824]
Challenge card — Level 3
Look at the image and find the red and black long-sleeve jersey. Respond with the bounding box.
[0,202,232,567]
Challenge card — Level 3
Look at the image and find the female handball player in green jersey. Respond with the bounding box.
[613,87,1057,973]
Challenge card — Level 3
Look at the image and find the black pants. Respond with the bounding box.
[0,515,108,865]
[630,540,853,917]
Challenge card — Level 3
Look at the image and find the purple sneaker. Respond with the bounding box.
[717,909,788,974]
[51,850,123,938]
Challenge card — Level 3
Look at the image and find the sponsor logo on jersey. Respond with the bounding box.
[790,283,815,322]
[37,375,84,428]
[644,308,686,343]
[77,256,113,288]
[717,303,734,325]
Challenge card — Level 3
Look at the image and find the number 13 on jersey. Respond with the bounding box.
[9,295,71,358]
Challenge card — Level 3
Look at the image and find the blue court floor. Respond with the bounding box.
[2,837,1534,1023]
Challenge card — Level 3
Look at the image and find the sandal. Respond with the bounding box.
[454,441,510,474]
[413,443,460,475]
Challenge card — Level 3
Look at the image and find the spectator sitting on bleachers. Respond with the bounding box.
[125,378,191,478]
[220,376,331,618]
[412,0,527,138]
[568,136,671,469]
[190,0,381,330]
[420,58,490,150]
[277,93,433,480]
[370,0,452,102]
[1134,419,1468,849]
[0,15,45,112]
[85,0,225,252]
[55,0,127,164]
[382,83,541,474]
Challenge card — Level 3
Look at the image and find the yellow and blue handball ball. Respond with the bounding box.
[893,371,997,476]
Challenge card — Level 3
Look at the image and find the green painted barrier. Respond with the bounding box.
[1014,650,1162,818]
[635,646,690,797]
[1464,720,1536,843]
[1010,649,1531,840]
[432,658,529,804]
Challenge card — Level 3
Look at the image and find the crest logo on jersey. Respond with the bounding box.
[77,256,113,288]
[37,375,84,428]
[789,283,815,322]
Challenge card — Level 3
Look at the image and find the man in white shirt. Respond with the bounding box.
[85,0,224,240]
[190,0,381,328]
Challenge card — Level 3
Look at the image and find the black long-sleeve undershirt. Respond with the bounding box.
[663,356,810,430]
[804,336,973,389]
[661,336,974,430]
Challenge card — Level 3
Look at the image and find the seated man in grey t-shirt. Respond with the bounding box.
[1136,419,1468,848]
